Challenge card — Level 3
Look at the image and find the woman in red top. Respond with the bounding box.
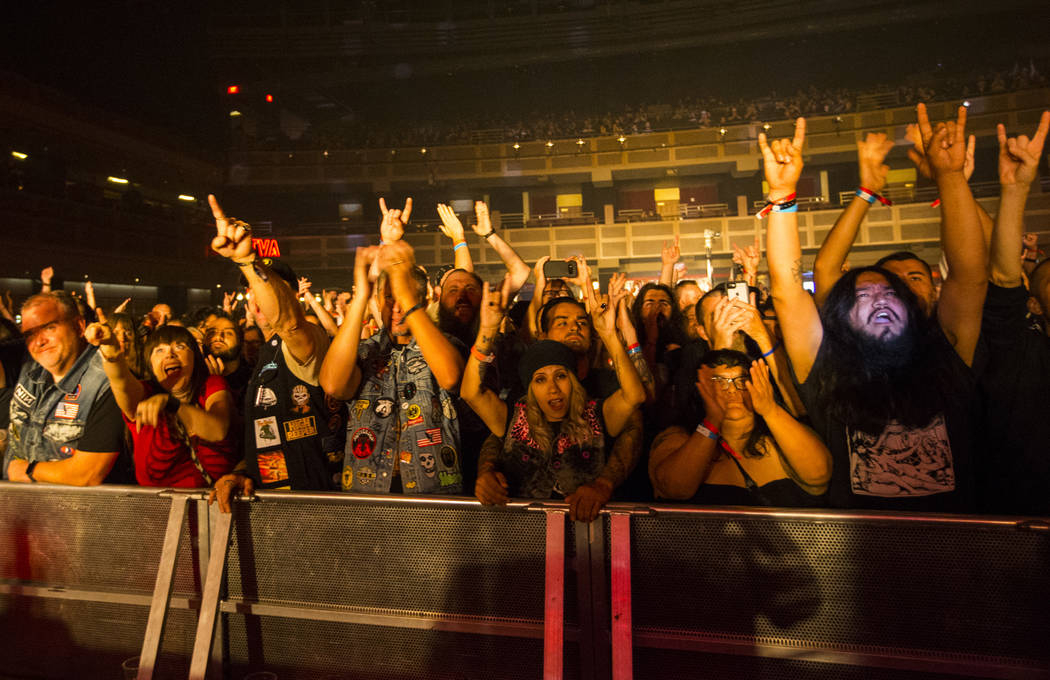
[86,311,237,487]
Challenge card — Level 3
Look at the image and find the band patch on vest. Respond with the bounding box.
[257,450,289,484]
[254,416,281,449]
[254,386,278,408]
[416,428,443,447]
[351,427,377,459]
[283,415,317,441]
[290,385,311,414]
[13,384,35,409]
[53,402,80,420]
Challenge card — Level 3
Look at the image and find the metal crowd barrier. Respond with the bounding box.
[0,483,1046,680]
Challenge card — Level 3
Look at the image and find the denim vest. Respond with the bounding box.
[343,333,462,494]
[5,345,113,469]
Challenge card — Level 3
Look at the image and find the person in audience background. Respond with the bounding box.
[649,349,830,505]
[4,292,129,485]
[86,312,237,487]
[764,109,987,512]
[203,311,253,409]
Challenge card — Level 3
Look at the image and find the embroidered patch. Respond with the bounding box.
[254,416,281,449]
[417,428,443,447]
[341,466,353,489]
[283,415,317,441]
[406,415,423,427]
[357,466,376,485]
[353,400,370,420]
[439,470,462,487]
[403,382,416,400]
[260,360,279,372]
[406,357,427,374]
[13,384,35,409]
[374,398,394,418]
[63,384,82,401]
[291,385,310,413]
[254,386,278,408]
[441,397,457,421]
[324,394,341,414]
[351,427,377,459]
[405,481,417,489]
[440,445,457,468]
[53,402,80,420]
[399,451,413,464]
[419,451,437,477]
[406,404,421,420]
[257,450,289,484]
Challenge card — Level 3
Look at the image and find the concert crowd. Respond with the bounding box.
[2,104,1049,521]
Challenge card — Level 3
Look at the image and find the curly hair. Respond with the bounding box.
[631,282,687,357]
[524,369,595,453]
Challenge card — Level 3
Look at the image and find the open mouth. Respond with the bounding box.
[548,398,565,410]
[163,363,183,377]
[869,309,895,324]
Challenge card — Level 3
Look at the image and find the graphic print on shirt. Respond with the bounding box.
[257,450,289,484]
[847,414,955,497]
[254,416,281,449]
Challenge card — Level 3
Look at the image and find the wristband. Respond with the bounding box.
[1024,256,1039,263]
[757,192,797,219]
[626,342,641,355]
[695,423,718,440]
[401,301,425,319]
[25,461,38,483]
[470,345,495,363]
[236,258,257,268]
[165,394,181,414]
[453,241,467,252]
[701,419,720,436]
[760,341,781,358]
[481,230,497,239]
[771,199,797,213]
[930,198,941,208]
[856,187,893,206]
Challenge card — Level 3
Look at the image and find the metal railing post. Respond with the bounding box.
[609,512,633,680]
[543,509,567,680]
[188,506,233,680]
[137,494,189,680]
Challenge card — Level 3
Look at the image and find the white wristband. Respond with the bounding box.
[694,423,718,440]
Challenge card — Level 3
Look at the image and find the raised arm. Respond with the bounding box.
[209,194,319,365]
[593,288,645,436]
[437,203,474,272]
[990,112,1049,287]
[747,359,830,494]
[381,241,464,390]
[525,256,551,341]
[461,282,510,437]
[760,118,824,383]
[611,273,656,402]
[732,235,761,287]
[319,247,376,399]
[85,309,145,420]
[917,104,987,366]
[813,132,894,306]
[298,277,339,337]
[472,201,531,292]
[659,236,680,286]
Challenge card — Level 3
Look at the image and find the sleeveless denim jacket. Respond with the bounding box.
[5,346,114,470]
[343,333,462,494]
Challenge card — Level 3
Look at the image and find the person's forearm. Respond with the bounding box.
[99,353,145,419]
[762,406,831,488]
[599,411,641,488]
[452,242,473,271]
[767,211,806,306]
[977,201,995,252]
[990,184,1030,287]
[486,234,532,291]
[652,431,719,499]
[14,452,118,486]
[319,297,368,398]
[307,295,340,337]
[814,197,869,305]
[658,262,675,286]
[176,400,231,442]
[242,263,306,335]
[600,331,645,407]
[937,172,986,285]
[397,284,463,390]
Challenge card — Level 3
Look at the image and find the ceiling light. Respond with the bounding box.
[11,151,27,160]
[178,194,195,202]
[229,110,242,117]
[107,176,128,184]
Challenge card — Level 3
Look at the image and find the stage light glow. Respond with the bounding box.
[265,94,274,102]
[11,151,27,160]
[107,176,128,184]
[178,194,195,202]
[227,85,240,94]
[229,110,242,117]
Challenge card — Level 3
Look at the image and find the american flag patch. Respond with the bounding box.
[54,402,80,420]
[416,428,442,447]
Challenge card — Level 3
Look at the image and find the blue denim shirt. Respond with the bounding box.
[343,333,462,494]
[4,345,113,470]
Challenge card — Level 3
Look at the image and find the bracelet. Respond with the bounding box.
[25,461,38,483]
[236,258,257,268]
[694,423,718,440]
[757,192,797,219]
[760,341,781,358]
[930,198,941,208]
[401,301,425,319]
[702,419,720,435]
[856,187,893,206]
[481,230,497,239]
[453,241,467,252]
[470,345,496,363]
[771,199,798,213]
[1024,256,1039,263]
[165,394,181,414]
[625,342,641,356]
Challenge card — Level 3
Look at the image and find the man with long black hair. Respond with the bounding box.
[763,108,987,512]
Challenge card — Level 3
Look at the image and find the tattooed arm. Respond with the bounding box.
[760,119,823,384]
[475,432,510,505]
[599,410,642,489]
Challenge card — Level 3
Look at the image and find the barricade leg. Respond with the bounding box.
[137,494,190,680]
[544,509,567,680]
[188,506,233,680]
[609,512,633,680]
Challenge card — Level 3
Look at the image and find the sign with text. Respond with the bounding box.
[252,238,281,257]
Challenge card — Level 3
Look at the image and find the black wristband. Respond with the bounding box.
[25,461,38,483]
[402,301,426,319]
[165,394,181,414]
[482,230,497,239]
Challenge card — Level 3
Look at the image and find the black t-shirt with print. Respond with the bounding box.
[797,330,981,512]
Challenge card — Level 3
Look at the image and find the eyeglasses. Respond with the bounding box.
[710,375,749,391]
